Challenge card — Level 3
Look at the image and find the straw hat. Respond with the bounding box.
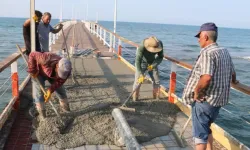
[144,36,163,53]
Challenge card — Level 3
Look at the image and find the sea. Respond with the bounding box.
[0,17,249,147]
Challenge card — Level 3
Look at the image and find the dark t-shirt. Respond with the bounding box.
[23,23,41,55]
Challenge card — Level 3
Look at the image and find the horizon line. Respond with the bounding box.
[0,16,250,30]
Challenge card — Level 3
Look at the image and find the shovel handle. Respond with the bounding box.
[16,44,63,119]
[16,45,47,95]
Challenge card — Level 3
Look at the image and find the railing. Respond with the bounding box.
[87,21,250,150]
[0,48,30,130]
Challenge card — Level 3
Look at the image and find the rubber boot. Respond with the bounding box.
[60,99,70,113]
[36,102,46,120]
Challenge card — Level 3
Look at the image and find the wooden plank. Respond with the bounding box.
[112,108,140,150]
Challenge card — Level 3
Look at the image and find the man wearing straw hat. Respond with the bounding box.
[133,36,164,101]
[27,51,72,119]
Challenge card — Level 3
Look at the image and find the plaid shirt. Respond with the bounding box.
[182,43,235,107]
[27,52,68,93]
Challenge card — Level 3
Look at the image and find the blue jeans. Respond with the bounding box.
[32,75,67,103]
[191,101,221,144]
[133,62,160,91]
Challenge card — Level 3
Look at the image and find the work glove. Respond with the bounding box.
[147,65,153,71]
[44,90,52,103]
[137,74,145,84]
[32,15,39,22]
[30,72,39,78]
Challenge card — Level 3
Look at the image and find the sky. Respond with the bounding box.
[1,0,250,29]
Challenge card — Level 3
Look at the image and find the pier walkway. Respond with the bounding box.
[4,22,225,150]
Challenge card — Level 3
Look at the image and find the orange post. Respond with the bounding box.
[118,39,122,60]
[11,62,19,110]
[168,64,177,103]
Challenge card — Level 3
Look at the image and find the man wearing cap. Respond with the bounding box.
[182,22,238,150]
[27,52,72,119]
[133,36,164,101]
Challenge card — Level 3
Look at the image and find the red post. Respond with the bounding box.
[168,63,177,103]
[11,62,19,110]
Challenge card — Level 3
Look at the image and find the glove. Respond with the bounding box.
[137,74,145,84]
[32,15,39,22]
[30,72,39,78]
[147,65,153,71]
[44,90,52,103]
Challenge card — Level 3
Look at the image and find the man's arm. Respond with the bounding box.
[49,78,67,93]
[50,24,63,34]
[194,75,211,100]
[23,19,31,27]
[135,45,144,75]
[231,61,239,84]
[194,52,214,101]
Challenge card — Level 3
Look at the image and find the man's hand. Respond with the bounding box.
[44,90,52,102]
[137,74,145,84]
[31,72,39,78]
[59,24,63,29]
[232,79,239,84]
[147,65,153,71]
[232,72,239,84]
[33,15,39,22]
[193,91,206,102]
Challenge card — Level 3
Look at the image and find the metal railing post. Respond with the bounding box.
[99,28,102,40]
[49,33,52,51]
[113,35,116,50]
[53,34,56,44]
[103,30,106,45]
[97,25,99,38]
[109,32,113,52]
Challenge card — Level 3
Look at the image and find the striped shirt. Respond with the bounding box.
[182,43,235,107]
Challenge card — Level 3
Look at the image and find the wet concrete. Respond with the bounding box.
[31,57,179,149]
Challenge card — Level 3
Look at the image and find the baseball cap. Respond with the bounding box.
[195,22,218,38]
[58,58,72,79]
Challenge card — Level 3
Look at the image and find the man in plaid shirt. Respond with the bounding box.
[28,52,72,119]
[182,23,239,150]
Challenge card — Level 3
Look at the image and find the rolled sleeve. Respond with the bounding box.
[135,45,144,75]
[200,52,214,76]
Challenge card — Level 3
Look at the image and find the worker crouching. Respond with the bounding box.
[27,52,72,119]
[133,36,164,101]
